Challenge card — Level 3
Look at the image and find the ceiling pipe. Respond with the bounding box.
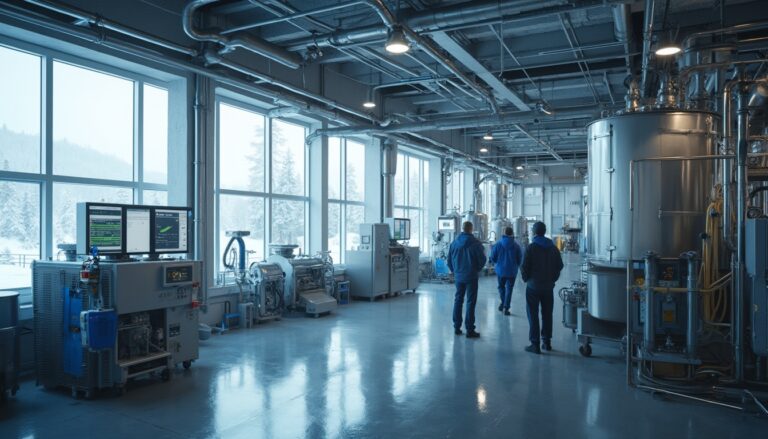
[23,0,197,56]
[183,0,303,69]
[612,4,632,74]
[639,0,656,99]
[306,107,596,145]
[683,20,768,50]
[282,0,628,51]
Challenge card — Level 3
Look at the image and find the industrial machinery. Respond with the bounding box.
[559,281,586,334]
[246,262,285,323]
[346,220,419,300]
[266,244,337,317]
[511,216,529,247]
[34,259,201,397]
[577,108,716,357]
[427,211,461,281]
[0,290,19,401]
[489,183,512,243]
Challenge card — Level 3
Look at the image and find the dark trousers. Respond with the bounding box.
[453,278,479,332]
[497,275,516,310]
[525,287,554,344]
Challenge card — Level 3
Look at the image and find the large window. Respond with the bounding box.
[393,152,429,253]
[0,42,182,294]
[446,168,464,211]
[215,100,308,278]
[327,137,366,263]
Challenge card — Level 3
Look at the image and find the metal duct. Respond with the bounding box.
[24,0,197,56]
[639,0,656,99]
[284,0,626,51]
[306,107,595,142]
[382,139,398,219]
[612,4,632,73]
[183,0,302,69]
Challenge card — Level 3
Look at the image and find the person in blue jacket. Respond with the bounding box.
[447,221,487,338]
[489,226,523,316]
[520,221,564,354]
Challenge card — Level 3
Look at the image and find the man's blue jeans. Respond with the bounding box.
[453,278,479,332]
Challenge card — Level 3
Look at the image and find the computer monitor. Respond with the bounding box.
[385,217,411,241]
[125,207,151,254]
[76,203,124,255]
[152,207,190,253]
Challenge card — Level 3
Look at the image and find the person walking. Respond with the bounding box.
[489,226,522,316]
[447,221,487,338]
[520,221,564,354]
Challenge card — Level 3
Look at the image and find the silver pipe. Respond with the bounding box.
[183,0,302,69]
[635,385,745,411]
[612,4,632,73]
[194,75,209,309]
[640,0,656,99]
[222,1,374,34]
[382,139,397,219]
[684,252,700,357]
[723,80,737,250]
[283,0,626,51]
[735,85,750,382]
[24,0,197,56]
[644,252,657,353]
[683,20,768,49]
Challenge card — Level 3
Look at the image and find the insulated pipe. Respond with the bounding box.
[644,252,657,353]
[612,4,632,73]
[683,20,768,50]
[683,252,700,357]
[183,0,302,69]
[382,139,397,219]
[24,0,197,56]
[639,0,656,99]
[735,85,750,382]
[723,80,737,251]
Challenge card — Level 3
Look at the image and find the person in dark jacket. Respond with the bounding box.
[489,227,522,316]
[520,221,564,353]
[447,221,487,338]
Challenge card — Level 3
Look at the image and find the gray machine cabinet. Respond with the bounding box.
[746,218,768,356]
[405,246,420,291]
[346,223,390,299]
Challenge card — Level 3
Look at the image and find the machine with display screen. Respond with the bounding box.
[385,217,411,241]
[266,245,337,317]
[33,259,201,397]
[346,222,420,300]
[77,203,124,255]
[428,212,462,280]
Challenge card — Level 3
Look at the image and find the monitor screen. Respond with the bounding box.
[386,217,411,241]
[153,208,189,253]
[125,208,151,254]
[86,205,123,253]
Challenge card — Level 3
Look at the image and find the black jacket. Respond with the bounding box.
[520,236,564,291]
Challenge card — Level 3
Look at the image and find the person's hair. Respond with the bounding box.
[504,226,514,236]
[532,221,546,236]
[462,221,473,233]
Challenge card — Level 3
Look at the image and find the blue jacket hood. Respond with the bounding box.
[500,235,516,248]
[455,232,479,248]
[532,235,555,248]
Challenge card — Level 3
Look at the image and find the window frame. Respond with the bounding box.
[214,96,311,280]
[393,151,429,253]
[0,35,183,298]
[327,137,366,263]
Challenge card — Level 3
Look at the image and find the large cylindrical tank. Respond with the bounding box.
[463,210,488,242]
[586,110,717,322]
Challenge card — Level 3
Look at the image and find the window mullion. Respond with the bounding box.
[42,55,53,260]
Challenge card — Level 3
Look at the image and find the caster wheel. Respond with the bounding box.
[161,368,171,382]
[183,360,192,370]
[579,344,592,357]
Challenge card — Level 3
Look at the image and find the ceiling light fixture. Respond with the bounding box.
[516,165,524,170]
[655,31,681,56]
[479,147,489,153]
[482,132,494,140]
[385,25,410,54]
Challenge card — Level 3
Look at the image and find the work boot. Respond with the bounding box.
[525,344,541,354]
[504,309,511,316]
[498,303,503,312]
[542,341,552,351]
[454,328,463,335]
[466,330,481,339]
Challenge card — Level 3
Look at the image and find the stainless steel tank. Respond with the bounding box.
[586,110,717,322]
[463,210,488,242]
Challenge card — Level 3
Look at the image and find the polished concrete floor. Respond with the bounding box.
[1,254,765,438]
